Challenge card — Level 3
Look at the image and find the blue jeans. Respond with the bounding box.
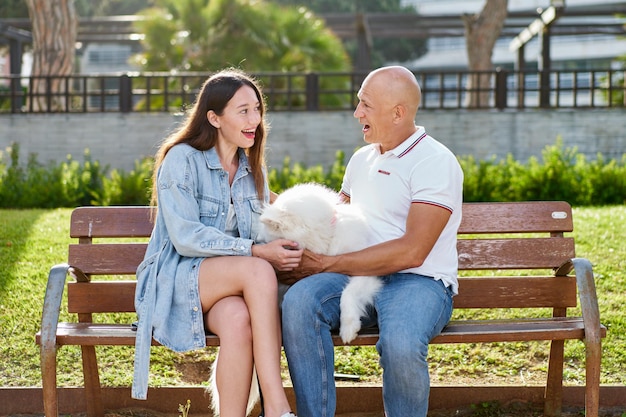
[281,272,454,417]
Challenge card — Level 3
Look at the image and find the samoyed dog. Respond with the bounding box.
[208,183,382,416]
[260,182,383,343]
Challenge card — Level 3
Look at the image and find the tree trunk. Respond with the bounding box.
[25,0,77,112]
[462,0,508,108]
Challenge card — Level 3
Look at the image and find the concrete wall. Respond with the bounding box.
[1,109,625,172]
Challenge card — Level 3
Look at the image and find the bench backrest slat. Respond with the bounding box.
[68,281,136,313]
[69,243,147,275]
[459,201,573,234]
[457,238,575,270]
[67,275,578,314]
[69,202,574,239]
[69,238,574,275]
[70,206,154,238]
[67,238,575,276]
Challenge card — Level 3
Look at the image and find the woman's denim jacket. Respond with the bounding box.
[132,143,268,399]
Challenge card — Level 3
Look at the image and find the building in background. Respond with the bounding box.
[401,0,626,70]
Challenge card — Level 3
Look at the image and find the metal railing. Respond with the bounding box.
[0,69,624,114]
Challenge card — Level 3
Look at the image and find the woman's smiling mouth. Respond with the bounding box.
[242,128,256,139]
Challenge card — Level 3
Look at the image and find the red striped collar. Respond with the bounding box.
[396,131,427,158]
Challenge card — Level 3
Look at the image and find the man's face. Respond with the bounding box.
[353,75,394,146]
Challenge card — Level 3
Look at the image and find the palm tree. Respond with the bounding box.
[132,0,351,109]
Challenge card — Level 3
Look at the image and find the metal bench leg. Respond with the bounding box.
[41,343,59,417]
[584,337,602,417]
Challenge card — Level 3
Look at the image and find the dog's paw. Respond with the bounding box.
[339,315,360,343]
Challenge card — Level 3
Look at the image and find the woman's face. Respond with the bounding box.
[209,85,262,150]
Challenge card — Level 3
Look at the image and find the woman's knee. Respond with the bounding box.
[247,258,278,291]
[208,299,252,344]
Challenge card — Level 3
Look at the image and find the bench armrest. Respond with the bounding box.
[40,263,72,351]
[556,258,603,345]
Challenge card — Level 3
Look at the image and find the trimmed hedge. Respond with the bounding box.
[0,139,624,208]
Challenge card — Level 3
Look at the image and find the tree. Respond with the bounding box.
[132,0,351,109]
[24,0,77,111]
[462,0,508,108]
[134,0,350,73]
[273,0,427,69]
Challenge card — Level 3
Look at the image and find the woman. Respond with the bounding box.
[132,68,301,417]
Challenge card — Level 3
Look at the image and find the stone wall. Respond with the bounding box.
[1,109,624,171]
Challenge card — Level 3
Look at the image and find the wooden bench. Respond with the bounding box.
[36,202,606,417]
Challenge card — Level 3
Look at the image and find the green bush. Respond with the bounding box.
[0,140,624,208]
[460,139,626,205]
[268,150,347,193]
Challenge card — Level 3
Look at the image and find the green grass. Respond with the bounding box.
[0,206,625,388]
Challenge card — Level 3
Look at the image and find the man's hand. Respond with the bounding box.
[276,249,326,284]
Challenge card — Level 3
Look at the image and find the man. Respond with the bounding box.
[280,66,463,417]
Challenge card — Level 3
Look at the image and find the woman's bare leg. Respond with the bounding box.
[206,296,254,417]
[199,256,291,417]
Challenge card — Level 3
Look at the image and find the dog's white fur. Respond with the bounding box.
[259,182,383,343]
[208,183,382,416]
[208,355,258,417]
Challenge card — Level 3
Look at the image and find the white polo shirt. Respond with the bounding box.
[341,127,463,294]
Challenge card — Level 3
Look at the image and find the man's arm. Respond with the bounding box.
[277,202,451,283]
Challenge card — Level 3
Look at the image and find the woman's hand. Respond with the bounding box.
[251,239,304,271]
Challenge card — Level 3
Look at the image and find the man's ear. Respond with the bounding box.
[393,104,405,124]
[207,110,220,128]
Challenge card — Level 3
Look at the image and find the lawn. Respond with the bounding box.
[0,206,624,389]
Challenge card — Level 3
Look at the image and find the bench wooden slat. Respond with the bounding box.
[68,202,574,239]
[455,276,577,308]
[70,206,154,238]
[458,237,575,270]
[68,281,136,314]
[459,201,573,234]
[36,317,606,348]
[66,276,577,314]
[67,238,575,276]
[68,243,148,275]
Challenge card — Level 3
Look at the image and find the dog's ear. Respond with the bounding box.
[260,213,285,232]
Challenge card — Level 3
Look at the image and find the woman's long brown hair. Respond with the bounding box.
[150,68,268,213]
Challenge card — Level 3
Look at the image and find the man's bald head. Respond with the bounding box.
[364,66,422,117]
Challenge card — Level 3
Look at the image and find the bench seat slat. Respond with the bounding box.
[36,318,606,348]
[66,275,578,314]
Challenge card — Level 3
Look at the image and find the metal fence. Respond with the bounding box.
[0,69,624,114]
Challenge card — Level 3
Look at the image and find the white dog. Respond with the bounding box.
[260,182,383,343]
[208,183,382,416]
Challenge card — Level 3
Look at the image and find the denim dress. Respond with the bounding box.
[132,143,268,399]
